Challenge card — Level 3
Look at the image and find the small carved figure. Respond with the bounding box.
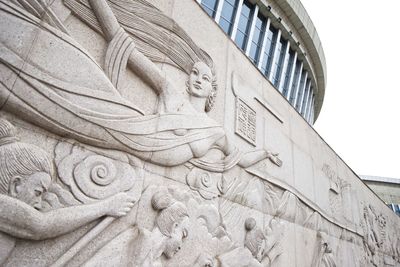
[207,216,284,267]
[0,119,136,265]
[362,205,385,267]
[143,190,189,261]
[244,217,284,266]
[84,189,189,267]
[311,231,337,267]
[192,253,216,267]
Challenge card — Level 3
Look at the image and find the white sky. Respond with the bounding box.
[300,0,400,179]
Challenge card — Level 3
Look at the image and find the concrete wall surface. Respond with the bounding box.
[0,0,399,266]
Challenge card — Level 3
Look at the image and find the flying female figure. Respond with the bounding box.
[0,0,281,170]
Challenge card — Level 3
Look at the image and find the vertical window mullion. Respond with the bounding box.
[233,0,254,50]
[305,91,313,122]
[201,0,220,17]
[301,80,311,115]
[306,86,313,117]
[257,18,271,69]
[271,39,287,87]
[277,42,290,92]
[245,5,259,55]
[219,0,240,35]
[214,0,225,23]
[230,0,244,40]
[281,50,295,97]
[285,52,298,100]
[296,71,308,110]
[307,96,315,122]
[394,204,400,215]
[267,29,282,81]
[311,98,315,122]
[260,25,278,77]
[291,62,303,105]
[249,14,266,64]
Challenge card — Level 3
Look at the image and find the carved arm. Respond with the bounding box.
[216,136,282,168]
[89,0,171,96]
[0,193,134,240]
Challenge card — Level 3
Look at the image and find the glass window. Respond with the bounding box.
[282,49,295,97]
[289,60,302,104]
[295,70,307,110]
[305,92,313,122]
[260,25,278,77]
[309,96,315,122]
[272,38,288,87]
[234,0,254,50]
[219,0,239,35]
[394,204,400,216]
[201,0,219,18]
[249,14,266,64]
[301,79,311,115]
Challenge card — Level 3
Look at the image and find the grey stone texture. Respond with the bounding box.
[0,0,399,266]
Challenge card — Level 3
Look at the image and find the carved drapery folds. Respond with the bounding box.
[311,231,337,267]
[361,204,388,267]
[1,0,399,266]
[244,217,284,266]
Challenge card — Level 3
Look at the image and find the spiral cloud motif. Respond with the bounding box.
[57,144,136,203]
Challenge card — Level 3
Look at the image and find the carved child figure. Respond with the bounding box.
[311,231,337,267]
[131,190,189,265]
[244,217,283,266]
[0,118,136,265]
[83,188,189,267]
[216,217,283,267]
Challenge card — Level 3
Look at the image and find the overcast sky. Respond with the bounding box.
[300,0,400,179]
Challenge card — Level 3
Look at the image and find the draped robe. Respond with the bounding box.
[0,0,241,170]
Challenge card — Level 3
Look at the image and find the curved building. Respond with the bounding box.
[0,0,399,266]
[198,0,326,123]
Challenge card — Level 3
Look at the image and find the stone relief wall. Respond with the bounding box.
[0,0,399,266]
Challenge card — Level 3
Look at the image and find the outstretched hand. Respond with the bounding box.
[104,193,136,217]
[267,152,283,167]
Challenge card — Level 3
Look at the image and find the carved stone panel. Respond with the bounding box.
[0,0,399,266]
[235,97,257,146]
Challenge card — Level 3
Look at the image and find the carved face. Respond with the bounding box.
[10,172,51,210]
[187,62,213,98]
[163,217,189,259]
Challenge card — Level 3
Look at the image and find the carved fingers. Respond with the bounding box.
[105,192,136,217]
[269,153,283,167]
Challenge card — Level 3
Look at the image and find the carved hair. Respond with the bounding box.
[65,0,217,98]
[205,76,218,113]
[244,217,264,259]
[245,217,257,231]
[0,119,53,194]
[152,190,188,237]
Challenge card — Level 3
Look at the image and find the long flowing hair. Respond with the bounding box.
[65,0,218,111]
[64,0,216,75]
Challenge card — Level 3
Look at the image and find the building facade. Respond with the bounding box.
[197,0,326,124]
[0,0,399,266]
[362,175,400,216]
